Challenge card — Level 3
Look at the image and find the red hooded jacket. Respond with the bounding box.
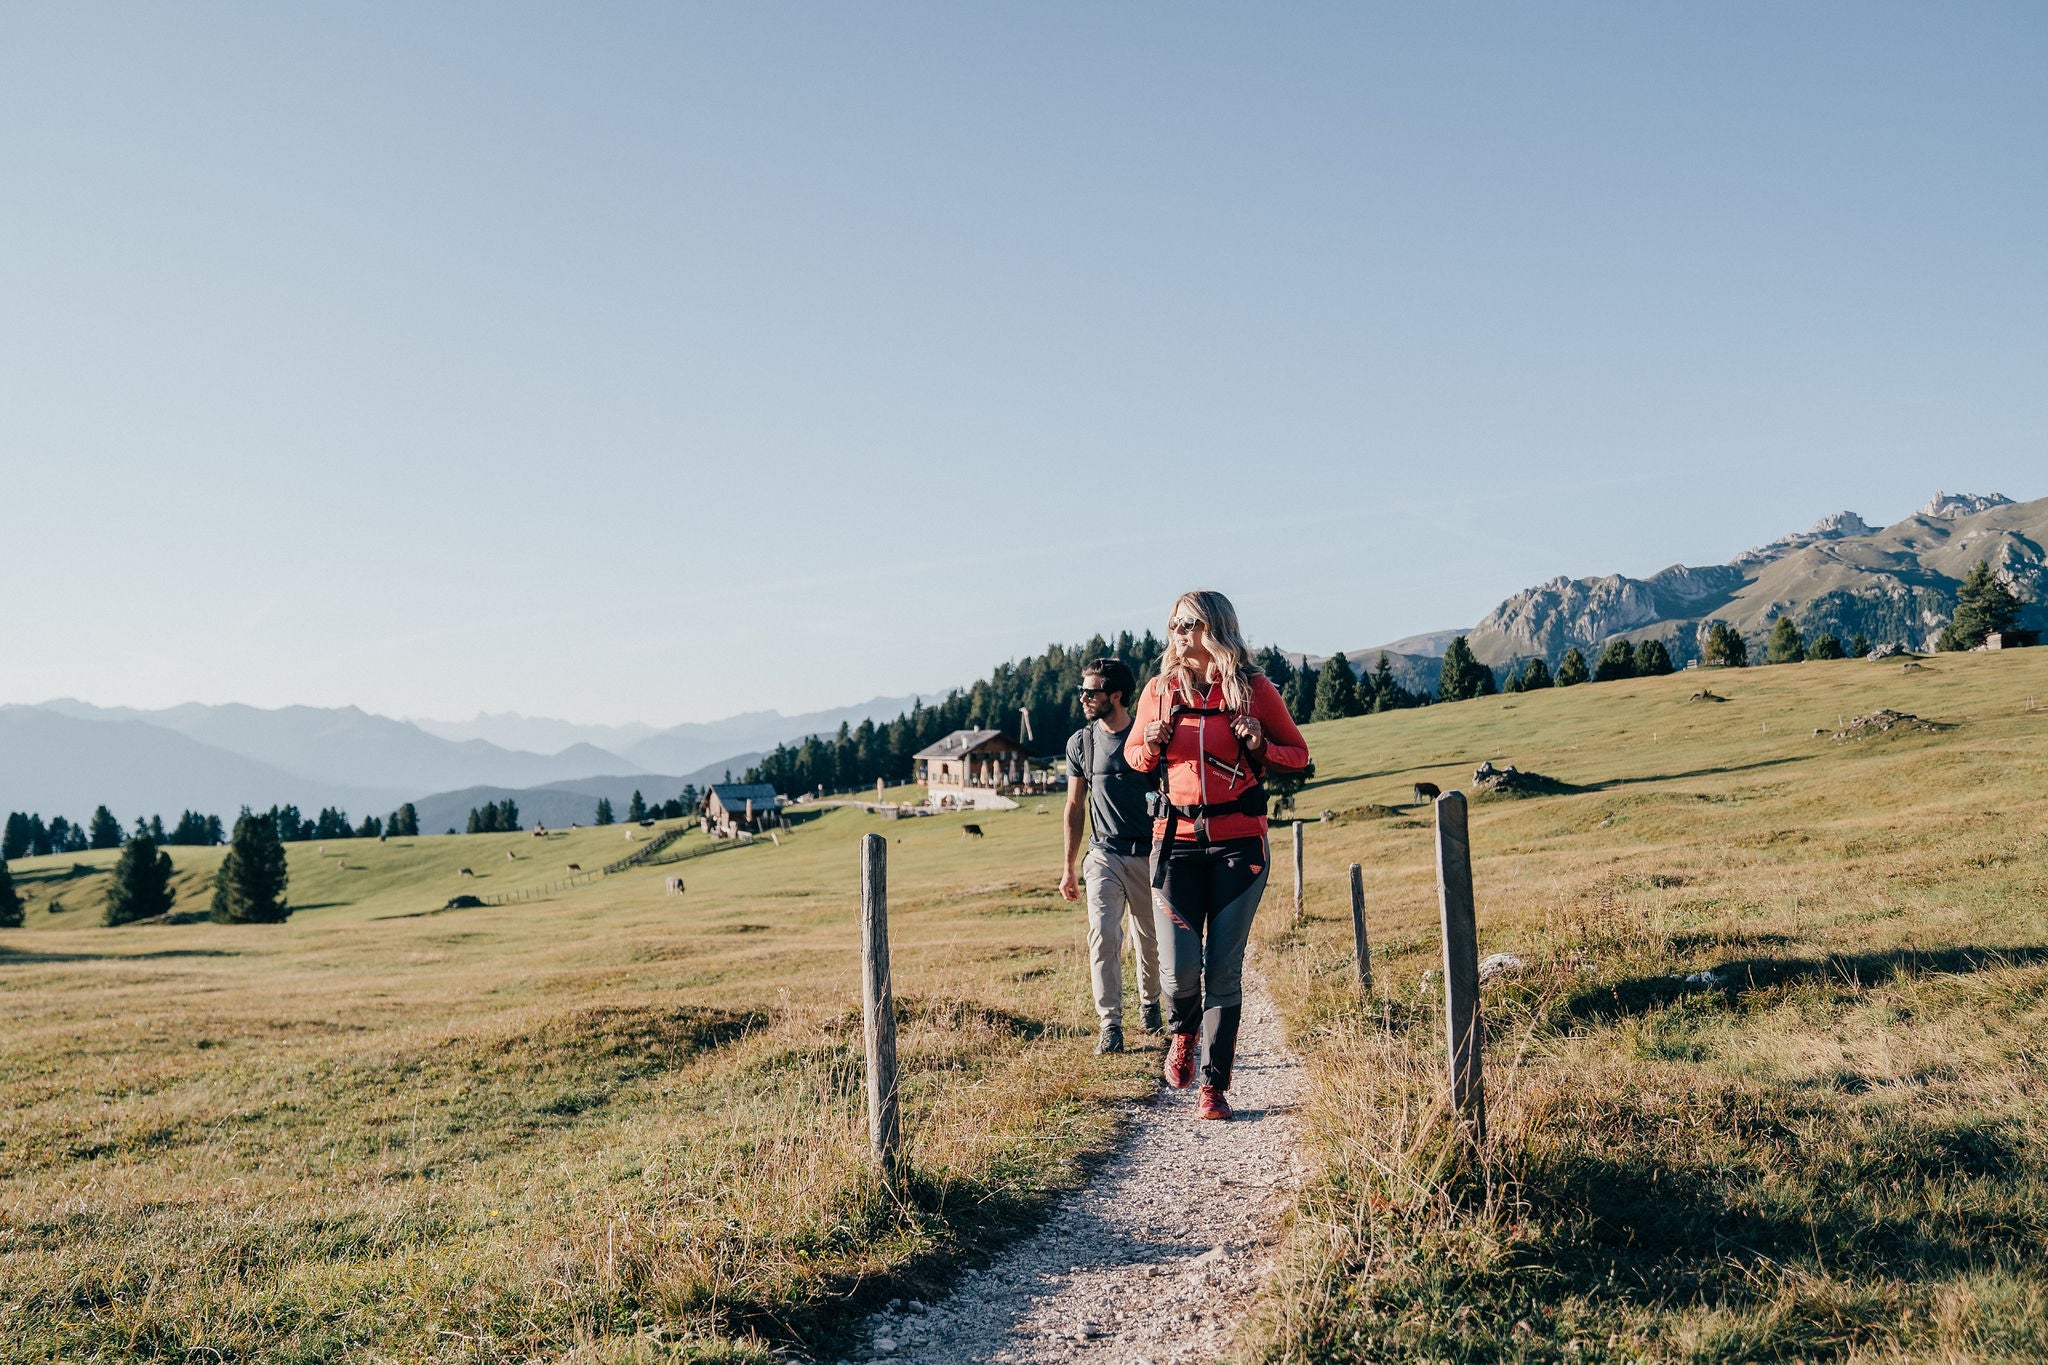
[1123,670,1310,844]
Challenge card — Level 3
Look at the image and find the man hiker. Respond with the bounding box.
[1059,657,1164,1054]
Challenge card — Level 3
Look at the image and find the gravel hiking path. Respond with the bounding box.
[821,957,1304,1365]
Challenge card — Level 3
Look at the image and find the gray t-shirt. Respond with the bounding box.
[1066,720,1153,850]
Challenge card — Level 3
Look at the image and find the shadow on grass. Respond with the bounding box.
[0,946,242,964]
[1567,944,2048,1022]
[1582,755,1809,790]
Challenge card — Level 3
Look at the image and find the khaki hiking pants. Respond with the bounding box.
[1083,846,1162,1027]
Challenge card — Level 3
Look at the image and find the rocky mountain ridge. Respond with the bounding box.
[1343,491,2043,673]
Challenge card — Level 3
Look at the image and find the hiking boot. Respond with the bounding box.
[1140,1001,1163,1034]
[1196,1086,1233,1121]
[1163,1033,1198,1089]
[1095,1023,1125,1055]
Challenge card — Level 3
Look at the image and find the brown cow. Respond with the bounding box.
[1412,781,1441,804]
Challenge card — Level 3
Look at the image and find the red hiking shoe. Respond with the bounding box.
[1163,1033,1198,1090]
[1196,1086,1232,1120]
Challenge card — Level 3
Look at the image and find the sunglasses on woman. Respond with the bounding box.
[1169,618,1204,634]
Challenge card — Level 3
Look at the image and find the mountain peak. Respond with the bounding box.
[1918,491,2014,520]
[1808,510,1874,538]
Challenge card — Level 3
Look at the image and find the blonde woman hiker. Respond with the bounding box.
[1059,656,1164,1055]
[1125,591,1309,1120]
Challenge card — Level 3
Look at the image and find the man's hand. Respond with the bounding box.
[1059,866,1080,901]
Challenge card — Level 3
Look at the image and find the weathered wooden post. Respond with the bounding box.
[859,833,902,1172]
[1433,792,1485,1139]
[1348,861,1372,999]
[1291,820,1305,923]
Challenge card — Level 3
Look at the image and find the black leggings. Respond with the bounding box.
[1153,835,1268,1089]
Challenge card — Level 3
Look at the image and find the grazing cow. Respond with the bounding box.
[1412,781,1441,804]
[962,824,984,839]
[666,876,684,895]
[506,850,516,861]
[336,858,346,870]
[458,868,474,878]
[567,863,581,872]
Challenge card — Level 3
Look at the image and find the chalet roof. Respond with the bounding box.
[912,728,1013,760]
[705,783,780,809]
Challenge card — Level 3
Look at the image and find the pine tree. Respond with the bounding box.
[105,835,175,926]
[628,790,647,822]
[1808,633,1845,660]
[1437,637,1493,701]
[1594,640,1637,682]
[1370,653,1402,711]
[211,812,290,923]
[1634,638,1675,677]
[2,813,27,861]
[1312,653,1362,721]
[1849,634,1871,659]
[1282,663,1317,721]
[1703,621,1748,668]
[1518,658,1554,690]
[499,799,520,832]
[1555,647,1590,687]
[595,797,615,826]
[0,857,21,928]
[27,815,50,858]
[88,806,123,850]
[1766,616,1806,664]
[1256,646,1295,692]
[1937,561,2024,651]
[386,803,419,838]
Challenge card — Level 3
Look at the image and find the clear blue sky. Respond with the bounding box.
[3,4,2043,724]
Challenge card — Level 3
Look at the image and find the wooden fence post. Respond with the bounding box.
[1433,791,1485,1139]
[859,833,901,1172]
[1291,820,1305,923]
[1349,861,1372,999]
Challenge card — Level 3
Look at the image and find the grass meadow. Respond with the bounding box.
[4,648,2047,1361]
[1253,648,2048,1363]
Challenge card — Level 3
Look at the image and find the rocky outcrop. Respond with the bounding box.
[1732,510,1878,568]
[1919,491,2014,520]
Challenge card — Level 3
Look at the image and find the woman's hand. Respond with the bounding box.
[1232,715,1265,752]
[1144,719,1171,752]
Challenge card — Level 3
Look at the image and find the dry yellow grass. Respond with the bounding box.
[6,651,2048,1361]
[1,800,1151,1361]
[1246,649,2048,1362]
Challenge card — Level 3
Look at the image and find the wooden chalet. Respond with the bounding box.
[913,728,1036,809]
[699,783,784,839]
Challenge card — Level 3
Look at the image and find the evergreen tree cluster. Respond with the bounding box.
[3,805,232,859]
[1266,648,1423,722]
[211,811,290,923]
[1513,635,1678,690]
[1703,621,1749,668]
[748,632,1166,796]
[466,800,522,833]
[1437,638,1498,702]
[1937,561,2025,652]
[104,835,176,926]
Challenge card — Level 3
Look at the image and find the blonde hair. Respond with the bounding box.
[1160,590,1259,713]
